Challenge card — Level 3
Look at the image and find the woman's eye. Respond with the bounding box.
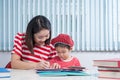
[38,36,43,39]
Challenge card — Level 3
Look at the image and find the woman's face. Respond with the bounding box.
[34,29,50,46]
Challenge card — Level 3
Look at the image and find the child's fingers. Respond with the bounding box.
[53,63,61,69]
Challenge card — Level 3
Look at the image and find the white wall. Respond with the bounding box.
[0,52,11,67]
[71,52,120,69]
[0,52,120,69]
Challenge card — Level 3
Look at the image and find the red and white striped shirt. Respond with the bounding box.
[12,33,56,62]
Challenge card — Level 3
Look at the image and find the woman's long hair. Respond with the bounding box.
[25,15,51,54]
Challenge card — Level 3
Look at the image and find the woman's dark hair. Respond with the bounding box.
[25,15,51,54]
[55,43,71,50]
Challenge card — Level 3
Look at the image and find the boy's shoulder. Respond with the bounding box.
[72,56,80,61]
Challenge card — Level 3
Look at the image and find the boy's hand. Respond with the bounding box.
[50,63,61,69]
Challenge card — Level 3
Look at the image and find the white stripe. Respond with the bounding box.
[16,33,25,39]
[22,45,28,48]
[34,47,50,54]
[14,41,22,50]
[22,54,41,61]
[49,44,55,48]
[22,49,31,53]
[12,49,22,55]
[22,49,48,59]
[22,44,55,57]
[40,46,51,50]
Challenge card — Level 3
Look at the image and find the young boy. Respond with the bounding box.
[50,34,81,69]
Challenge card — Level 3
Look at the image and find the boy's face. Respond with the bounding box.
[55,46,71,60]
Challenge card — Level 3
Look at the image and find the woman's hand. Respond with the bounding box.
[50,63,61,69]
[35,60,50,69]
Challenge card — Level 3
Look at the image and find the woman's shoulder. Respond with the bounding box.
[16,32,26,36]
[14,32,26,40]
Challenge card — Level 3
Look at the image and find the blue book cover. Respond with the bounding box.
[0,68,10,72]
[38,71,89,76]
[0,68,10,78]
[37,69,89,76]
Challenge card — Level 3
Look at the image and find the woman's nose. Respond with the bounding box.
[40,37,47,42]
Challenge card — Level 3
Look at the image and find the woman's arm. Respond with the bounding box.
[11,53,37,69]
[11,53,50,69]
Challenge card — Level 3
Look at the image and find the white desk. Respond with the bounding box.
[1,69,99,80]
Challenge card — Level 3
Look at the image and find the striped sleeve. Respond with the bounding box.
[11,33,24,56]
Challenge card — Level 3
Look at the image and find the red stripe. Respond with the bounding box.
[35,46,51,52]
[49,52,56,56]
[14,40,22,47]
[12,50,22,56]
[49,45,56,50]
[22,47,29,50]
[34,49,49,56]
[22,57,40,62]
[15,35,24,41]
[17,33,25,36]
[14,45,22,52]
[22,47,49,57]
[23,42,26,45]
[22,51,44,59]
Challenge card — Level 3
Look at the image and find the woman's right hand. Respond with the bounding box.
[35,60,50,69]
